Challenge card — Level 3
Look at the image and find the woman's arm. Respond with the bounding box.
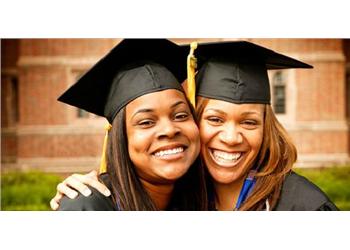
[50,170,111,210]
[57,186,116,211]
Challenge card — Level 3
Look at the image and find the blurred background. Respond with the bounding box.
[1,38,350,210]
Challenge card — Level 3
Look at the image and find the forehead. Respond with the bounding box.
[126,89,187,112]
[204,99,264,114]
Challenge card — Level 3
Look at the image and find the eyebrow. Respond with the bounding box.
[241,111,262,116]
[131,100,186,119]
[171,100,186,109]
[204,108,227,115]
[204,109,262,116]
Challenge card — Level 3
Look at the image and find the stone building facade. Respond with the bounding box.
[1,39,349,173]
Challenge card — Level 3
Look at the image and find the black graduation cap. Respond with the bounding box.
[186,41,313,104]
[58,39,188,123]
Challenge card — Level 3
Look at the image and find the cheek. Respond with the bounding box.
[186,121,200,139]
[179,119,199,140]
[127,130,151,154]
[182,121,201,154]
[199,122,216,145]
[248,129,264,153]
[191,127,201,147]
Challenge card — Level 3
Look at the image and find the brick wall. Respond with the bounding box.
[1,38,349,172]
[2,39,121,172]
[1,39,19,164]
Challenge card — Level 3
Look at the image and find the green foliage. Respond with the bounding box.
[1,171,63,211]
[1,168,349,211]
[294,166,350,211]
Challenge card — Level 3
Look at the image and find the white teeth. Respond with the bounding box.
[212,150,241,162]
[154,147,184,157]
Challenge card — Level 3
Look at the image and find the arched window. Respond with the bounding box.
[346,72,350,119]
[2,75,19,125]
[10,76,19,123]
[272,71,286,114]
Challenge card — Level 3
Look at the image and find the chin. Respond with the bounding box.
[158,165,190,181]
[207,166,243,184]
[212,173,240,184]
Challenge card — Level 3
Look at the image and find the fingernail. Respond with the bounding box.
[69,192,78,199]
[104,189,111,196]
[52,203,59,210]
[83,189,92,197]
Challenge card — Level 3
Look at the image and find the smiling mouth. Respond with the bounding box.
[153,147,185,159]
[209,149,244,167]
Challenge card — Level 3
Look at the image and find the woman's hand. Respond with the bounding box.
[50,170,111,210]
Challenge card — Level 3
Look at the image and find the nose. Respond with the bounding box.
[157,118,181,139]
[218,124,243,145]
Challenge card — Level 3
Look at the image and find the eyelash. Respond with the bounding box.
[174,112,189,121]
[242,120,257,125]
[138,120,155,127]
[205,117,259,128]
[206,116,223,124]
[241,120,259,129]
[137,112,189,128]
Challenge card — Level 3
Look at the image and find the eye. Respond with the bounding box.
[206,116,224,125]
[174,112,189,121]
[241,120,258,129]
[137,119,155,128]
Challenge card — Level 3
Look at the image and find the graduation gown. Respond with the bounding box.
[58,174,116,211]
[207,171,338,211]
[58,187,116,211]
[274,172,338,211]
[58,172,338,211]
[57,173,182,211]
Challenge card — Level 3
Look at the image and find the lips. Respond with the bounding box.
[152,144,187,160]
[154,147,184,157]
[209,148,244,167]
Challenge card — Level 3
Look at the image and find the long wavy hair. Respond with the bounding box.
[105,100,207,211]
[196,97,297,211]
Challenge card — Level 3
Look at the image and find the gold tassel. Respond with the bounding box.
[99,123,112,174]
[186,41,198,108]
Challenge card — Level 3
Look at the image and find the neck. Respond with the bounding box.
[214,176,246,211]
[140,179,175,210]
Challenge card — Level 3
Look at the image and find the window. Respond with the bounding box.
[346,72,350,119]
[272,71,286,114]
[11,76,19,123]
[1,74,19,126]
[77,108,89,118]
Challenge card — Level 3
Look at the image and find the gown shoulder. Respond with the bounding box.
[58,173,116,211]
[274,171,338,211]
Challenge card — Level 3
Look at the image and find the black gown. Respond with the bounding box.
[207,171,339,211]
[273,171,338,211]
[58,172,338,211]
[57,173,182,211]
[58,174,116,211]
[58,187,116,211]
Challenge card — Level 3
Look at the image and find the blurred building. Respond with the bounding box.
[1,39,350,173]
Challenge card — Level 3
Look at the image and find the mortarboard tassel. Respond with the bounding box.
[186,42,198,108]
[99,123,112,174]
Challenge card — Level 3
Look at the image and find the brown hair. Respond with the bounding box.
[196,97,297,211]
[106,103,207,211]
[241,105,297,210]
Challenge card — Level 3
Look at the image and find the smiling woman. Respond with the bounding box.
[104,89,202,210]
[51,39,207,211]
[126,90,200,185]
[198,99,264,188]
[193,41,338,211]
